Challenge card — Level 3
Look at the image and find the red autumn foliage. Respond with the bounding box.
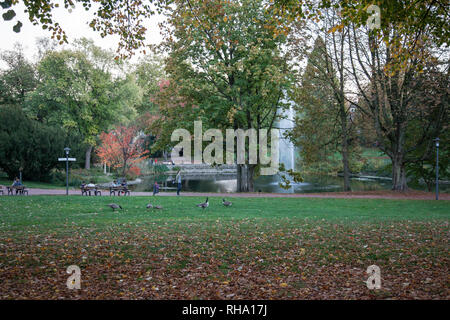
[96,126,148,176]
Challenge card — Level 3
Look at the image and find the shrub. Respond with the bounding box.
[50,168,113,187]
[126,166,141,180]
[0,105,67,181]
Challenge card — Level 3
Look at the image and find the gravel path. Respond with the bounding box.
[15,188,450,200]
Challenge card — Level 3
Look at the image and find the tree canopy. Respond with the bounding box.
[148,0,294,191]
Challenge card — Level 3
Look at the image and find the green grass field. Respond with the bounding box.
[0,196,448,299]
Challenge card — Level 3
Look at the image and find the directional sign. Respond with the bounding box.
[58,158,77,161]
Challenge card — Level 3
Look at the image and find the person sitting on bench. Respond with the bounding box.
[12,177,22,187]
[12,177,22,194]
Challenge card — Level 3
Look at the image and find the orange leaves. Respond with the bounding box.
[328,23,344,33]
[96,125,148,175]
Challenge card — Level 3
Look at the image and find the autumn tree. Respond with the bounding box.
[346,23,448,190]
[290,7,357,191]
[292,37,347,177]
[271,0,449,49]
[26,41,141,169]
[146,79,196,160]
[0,0,164,58]
[275,0,448,191]
[151,0,294,192]
[3,0,447,60]
[353,59,449,190]
[96,125,148,176]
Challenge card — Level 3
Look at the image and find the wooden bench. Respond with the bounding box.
[159,187,176,191]
[81,186,101,196]
[109,186,130,196]
[7,186,28,195]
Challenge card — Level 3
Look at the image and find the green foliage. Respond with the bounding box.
[292,36,360,178]
[278,162,303,190]
[132,55,166,113]
[359,149,392,176]
[272,0,449,53]
[151,0,294,192]
[0,105,68,181]
[0,44,37,105]
[1,0,162,58]
[149,163,170,182]
[142,134,162,158]
[49,168,112,187]
[291,37,339,166]
[151,163,169,173]
[25,43,141,147]
[405,135,449,191]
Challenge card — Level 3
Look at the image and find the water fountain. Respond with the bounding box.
[277,100,296,171]
[274,99,300,193]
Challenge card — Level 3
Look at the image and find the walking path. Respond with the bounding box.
[19,188,450,200]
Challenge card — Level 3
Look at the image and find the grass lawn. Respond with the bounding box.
[0,195,448,299]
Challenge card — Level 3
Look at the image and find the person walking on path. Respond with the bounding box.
[176,170,182,196]
[153,181,160,196]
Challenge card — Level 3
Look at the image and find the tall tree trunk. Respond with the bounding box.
[391,154,408,191]
[247,164,256,192]
[339,103,352,191]
[236,164,256,192]
[85,145,92,170]
[236,164,242,192]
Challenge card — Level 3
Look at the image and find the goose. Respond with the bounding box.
[146,203,153,209]
[196,197,209,209]
[154,205,163,210]
[222,198,232,207]
[107,203,122,211]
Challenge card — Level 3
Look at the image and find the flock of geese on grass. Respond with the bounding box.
[106,197,232,212]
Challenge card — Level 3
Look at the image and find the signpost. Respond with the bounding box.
[58,147,76,196]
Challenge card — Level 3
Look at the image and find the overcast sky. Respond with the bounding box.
[0,2,165,63]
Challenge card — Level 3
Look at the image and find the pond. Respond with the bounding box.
[129,173,437,193]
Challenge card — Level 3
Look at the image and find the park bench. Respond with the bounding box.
[159,186,176,191]
[109,186,130,196]
[7,186,28,195]
[81,185,101,196]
